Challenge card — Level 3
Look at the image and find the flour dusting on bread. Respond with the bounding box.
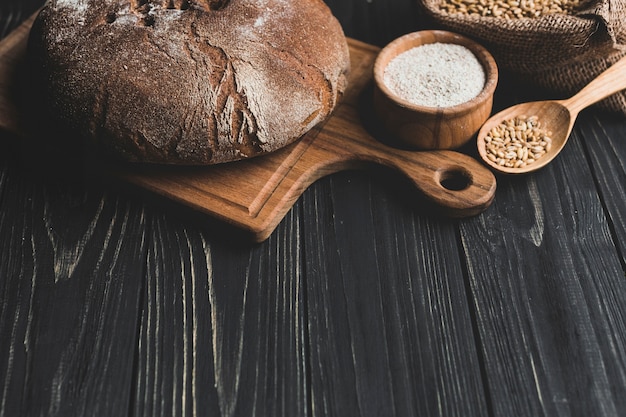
[29,0,350,164]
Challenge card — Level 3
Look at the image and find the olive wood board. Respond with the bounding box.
[0,13,496,242]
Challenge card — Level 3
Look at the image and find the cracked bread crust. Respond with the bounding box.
[28,0,350,164]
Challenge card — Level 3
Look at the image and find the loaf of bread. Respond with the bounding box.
[28,0,350,164]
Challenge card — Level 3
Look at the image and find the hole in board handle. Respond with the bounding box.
[437,167,472,191]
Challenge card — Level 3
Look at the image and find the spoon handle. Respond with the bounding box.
[562,55,626,115]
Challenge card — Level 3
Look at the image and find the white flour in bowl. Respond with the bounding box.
[383,43,485,108]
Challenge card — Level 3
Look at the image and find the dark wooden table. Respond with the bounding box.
[2,1,626,416]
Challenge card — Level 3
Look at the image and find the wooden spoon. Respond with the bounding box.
[477,55,626,174]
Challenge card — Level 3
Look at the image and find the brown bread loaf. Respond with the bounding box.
[28,0,350,164]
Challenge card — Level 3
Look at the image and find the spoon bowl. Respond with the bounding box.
[477,54,626,174]
[477,100,573,174]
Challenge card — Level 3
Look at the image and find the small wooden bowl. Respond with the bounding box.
[373,30,498,150]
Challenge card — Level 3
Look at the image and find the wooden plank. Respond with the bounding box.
[129,209,311,416]
[326,0,426,47]
[459,113,626,416]
[0,142,148,416]
[129,213,221,417]
[0,12,35,136]
[0,133,313,416]
[304,2,492,415]
[579,112,626,264]
[302,172,489,416]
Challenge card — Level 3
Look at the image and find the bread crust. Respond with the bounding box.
[29,0,350,164]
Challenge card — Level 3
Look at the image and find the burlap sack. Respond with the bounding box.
[418,0,626,115]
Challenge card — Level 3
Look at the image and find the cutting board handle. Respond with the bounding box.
[377,148,497,217]
[274,123,497,220]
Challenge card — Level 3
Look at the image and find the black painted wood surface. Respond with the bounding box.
[1,1,626,416]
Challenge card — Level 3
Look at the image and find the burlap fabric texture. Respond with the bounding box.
[419,0,626,115]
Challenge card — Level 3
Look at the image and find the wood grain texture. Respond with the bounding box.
[578,113,626,264]
[0,12,34,136]
[0,145,148,416]
[1,1,626,417]
[0,136,312,417]
[459,114,626,416]
[131,209,310,416]
[302,172,489,417]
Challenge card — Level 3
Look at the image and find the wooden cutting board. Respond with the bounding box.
[0,13,496,242]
